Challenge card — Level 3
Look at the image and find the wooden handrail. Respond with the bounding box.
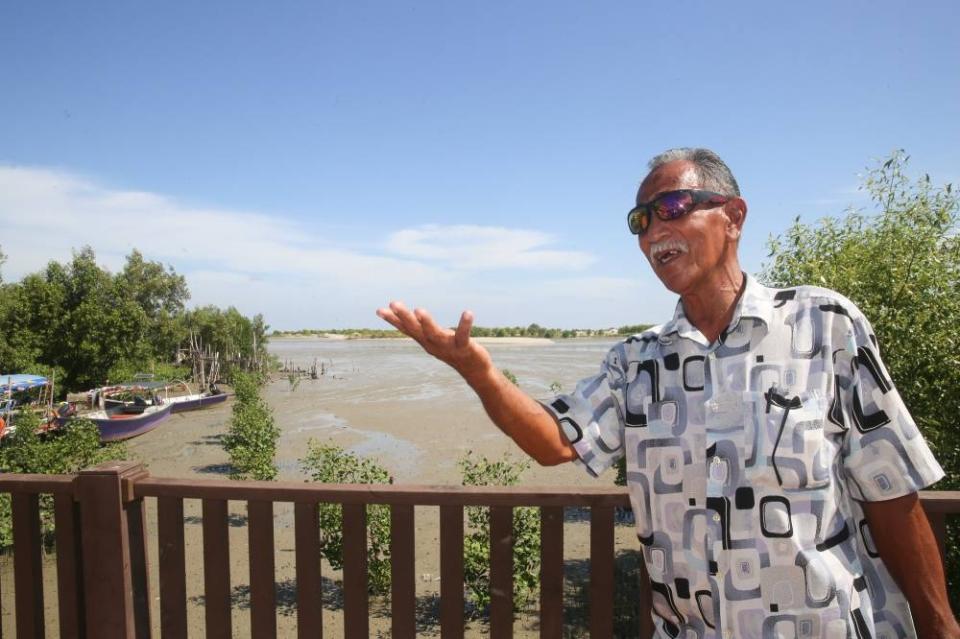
[0,465,957,639]
[919,491,960,511]
[0,473,77,495]
[133,476,633,505]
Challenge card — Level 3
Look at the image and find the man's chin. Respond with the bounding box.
[652,269,687,296]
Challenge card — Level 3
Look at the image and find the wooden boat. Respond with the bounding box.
[66,378,172,442]
[1,374,61,439]
[64,377,227,442]
[82,401,173,442]
[167,386,229,413]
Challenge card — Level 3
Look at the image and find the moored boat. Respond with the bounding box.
[1,373,62,438]
[82,401,174,442]
[167,387,229,412]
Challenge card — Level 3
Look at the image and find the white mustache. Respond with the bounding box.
[649,239,689,258]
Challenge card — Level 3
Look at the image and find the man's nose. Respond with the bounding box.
[644,213,671,242]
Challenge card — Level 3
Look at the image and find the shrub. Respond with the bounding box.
[459,452,540,614]
[223,372,279,480]
[299,441,393,594]
[0,416,127,548]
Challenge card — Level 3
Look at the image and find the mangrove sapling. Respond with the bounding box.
[223,372,279,481]
[459,451,540,615]
[299,441,393,594]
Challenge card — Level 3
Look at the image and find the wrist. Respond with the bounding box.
[461,363,501,394]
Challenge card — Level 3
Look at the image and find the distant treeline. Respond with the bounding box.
[0,246,270,394]
[273,322,653,340]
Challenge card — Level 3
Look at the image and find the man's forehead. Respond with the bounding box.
[637,161,700,202]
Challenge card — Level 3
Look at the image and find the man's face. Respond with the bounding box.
[636,160,740,297]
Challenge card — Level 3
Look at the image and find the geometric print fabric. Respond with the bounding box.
[544,275,944,639]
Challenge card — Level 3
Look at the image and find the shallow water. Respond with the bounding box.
[266,337,619,482]
[268,337,617,397]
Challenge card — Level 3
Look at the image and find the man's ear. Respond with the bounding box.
[724,197,747,240]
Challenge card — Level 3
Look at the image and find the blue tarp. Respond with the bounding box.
[0,374,49,393]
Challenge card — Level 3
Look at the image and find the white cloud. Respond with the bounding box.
[0,165,673,329]
[386,224,595,270]
[0,165,443,286]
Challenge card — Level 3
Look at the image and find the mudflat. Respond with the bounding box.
[110,337,642,637]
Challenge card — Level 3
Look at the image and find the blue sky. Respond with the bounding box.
[1,1,957,330]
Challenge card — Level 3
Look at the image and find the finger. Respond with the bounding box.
[388,301,425,340]
[454,310,474,348]
[389,301,419,329]
[415,308,452,343]
[376,307,404,331]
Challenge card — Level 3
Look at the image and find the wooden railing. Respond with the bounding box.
[0,461,957,638]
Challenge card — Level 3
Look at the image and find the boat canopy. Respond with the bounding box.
[107,381,168,391]
[1,374,49,393]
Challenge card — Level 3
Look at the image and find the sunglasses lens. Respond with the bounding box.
[653,191,694,220]
[628,208,649,234]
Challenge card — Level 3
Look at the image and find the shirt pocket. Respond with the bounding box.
[756,389,833,490]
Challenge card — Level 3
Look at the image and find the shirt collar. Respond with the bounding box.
[659,273,773,344]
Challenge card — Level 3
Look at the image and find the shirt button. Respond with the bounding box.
[712,513,721,523]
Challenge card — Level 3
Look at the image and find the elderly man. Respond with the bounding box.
[378,148,958,638]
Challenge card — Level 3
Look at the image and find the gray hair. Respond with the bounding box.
[647,147,741,197]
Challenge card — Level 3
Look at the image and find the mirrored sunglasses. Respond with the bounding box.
[627,189,729,235]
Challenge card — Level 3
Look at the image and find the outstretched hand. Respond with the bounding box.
[377,301,578,466]
[376,302,493,381]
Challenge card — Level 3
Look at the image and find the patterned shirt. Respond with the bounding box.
[544,274,944,639]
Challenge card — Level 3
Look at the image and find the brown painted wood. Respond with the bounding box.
[202,499,232,639]
[0,474,78,494]
[539,506,563,639]
[294,502,322,639]
[54,493,84,639]
[920,491,960,511]
[589,505,615,639]
[2,465,958,639]
[135,478,633,507]
[12,492,45,638]
[637,552,654,639]
[78,461,144,638]
[342,503,368,637]
[489,505,513,639]
[390,504,416,639]
[126,498,152,639]
[158,497,187,639]
[248,501,277,639]
[440,504,464,639]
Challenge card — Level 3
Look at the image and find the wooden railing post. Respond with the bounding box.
[12,492,45,637]
[76,461,152,639]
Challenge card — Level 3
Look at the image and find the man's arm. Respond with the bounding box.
[376,301,577,466]
[861,493,960,638]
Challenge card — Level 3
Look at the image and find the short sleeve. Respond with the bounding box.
[541,346,627,477]
[840,311,945,501]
